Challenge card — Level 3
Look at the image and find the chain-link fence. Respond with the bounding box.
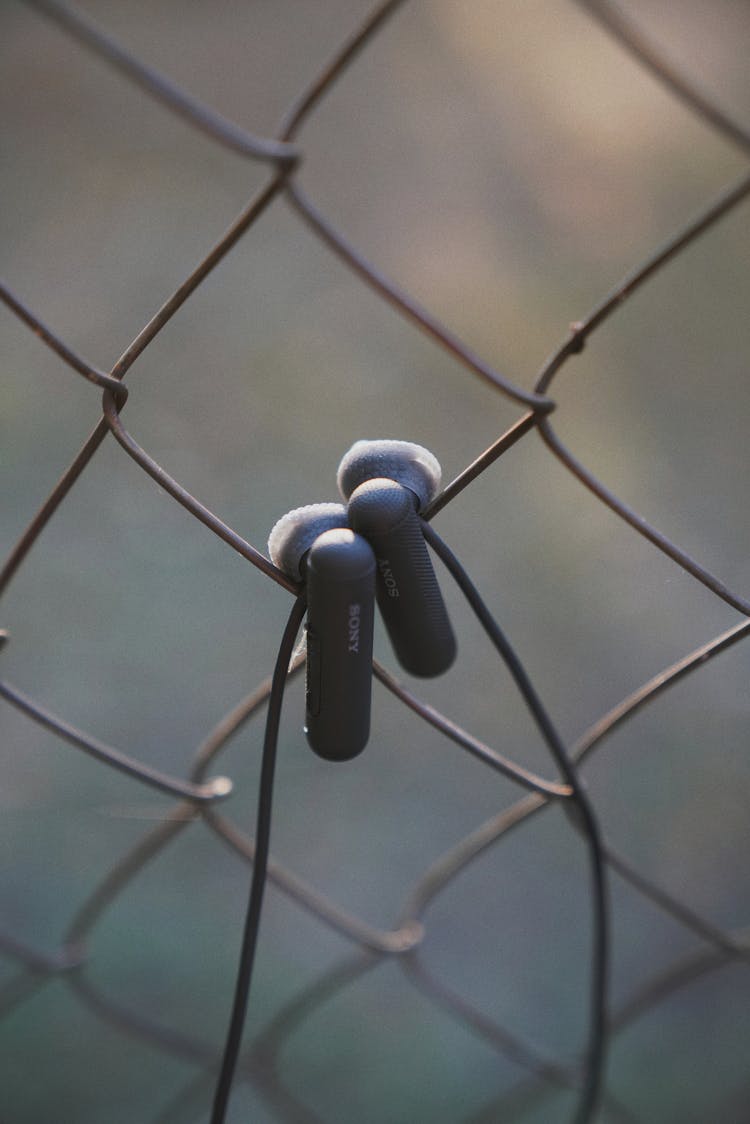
[1,1,749,1121]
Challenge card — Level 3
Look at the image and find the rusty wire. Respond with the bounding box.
[1,1,748,1122]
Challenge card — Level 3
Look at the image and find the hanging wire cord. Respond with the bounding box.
[422,522,609,1124]
[210,594,307,1124]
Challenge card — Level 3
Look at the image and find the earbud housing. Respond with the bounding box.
[338,439,456,678]
[303,528,376,761]
[269,507,376,761]
[347,477,456,676]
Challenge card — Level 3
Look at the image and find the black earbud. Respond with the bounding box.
[268,504,376,762]
[337,440,456,677]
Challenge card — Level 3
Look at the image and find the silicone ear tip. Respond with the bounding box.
[268,503,349,579]
[337,439,442,510]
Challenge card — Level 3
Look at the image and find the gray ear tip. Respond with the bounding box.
[268,502,349,579]
[337,439,442,509]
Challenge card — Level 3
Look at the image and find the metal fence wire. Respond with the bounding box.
[1,1,749,1121]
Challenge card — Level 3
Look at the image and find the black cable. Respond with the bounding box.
[422,521,609,1124]
[210,593,307,1124]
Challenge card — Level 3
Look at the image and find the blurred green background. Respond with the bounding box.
[1,1,749,1121]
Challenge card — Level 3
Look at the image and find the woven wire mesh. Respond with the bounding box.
[1,1,749,1121]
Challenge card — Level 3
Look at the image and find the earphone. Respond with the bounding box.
[269,441,455,760]
[268,504,376,762]
[338,439,456,678]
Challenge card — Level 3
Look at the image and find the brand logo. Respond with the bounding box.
[378,558,399,598]
[348,603,361,653]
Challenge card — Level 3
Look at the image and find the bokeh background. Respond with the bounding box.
[1,1,749,1121]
